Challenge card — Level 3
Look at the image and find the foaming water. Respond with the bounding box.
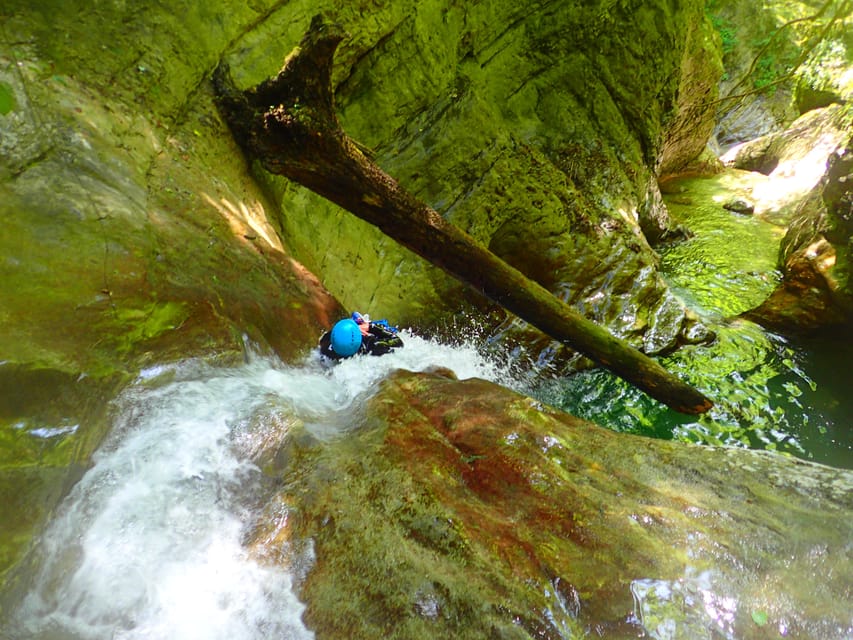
[4,332,510,639]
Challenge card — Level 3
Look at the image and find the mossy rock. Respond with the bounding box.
[0,0,343,583]
[238,0,719,362]
[252,370,853,639]
[0,0,719,583]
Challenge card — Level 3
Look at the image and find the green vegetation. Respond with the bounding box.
[708,0,853,105]
[749,35,799,90]
[0,82,16,115]
[707,11,737,55]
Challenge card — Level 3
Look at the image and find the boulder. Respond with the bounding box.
[721,104,850,224]
[721,195,755,214]
[251,369,853,639]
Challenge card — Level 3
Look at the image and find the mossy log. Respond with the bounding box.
[212,15,712,415]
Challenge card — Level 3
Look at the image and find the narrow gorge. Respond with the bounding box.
[1,1,851,638]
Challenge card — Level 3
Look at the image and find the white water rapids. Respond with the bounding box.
[3,333,510,640]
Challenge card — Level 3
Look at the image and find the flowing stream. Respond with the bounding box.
[2,335,510,640]
[3,171,850,637]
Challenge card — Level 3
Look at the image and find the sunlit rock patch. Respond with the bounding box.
[725,104,853,331]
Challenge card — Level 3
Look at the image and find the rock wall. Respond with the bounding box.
[235,0,719,365]
[2,2,851,630]
[0,0,727,590]
[0,0,343,584]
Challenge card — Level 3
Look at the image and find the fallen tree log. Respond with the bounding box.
[212,15,713,415]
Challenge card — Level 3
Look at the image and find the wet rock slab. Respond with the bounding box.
[253,369,853,640]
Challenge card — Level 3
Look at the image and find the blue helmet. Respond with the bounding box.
[330,318,362,357]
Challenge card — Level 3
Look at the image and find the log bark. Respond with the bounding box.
[212,15,713,415]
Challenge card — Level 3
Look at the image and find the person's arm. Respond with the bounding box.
[365,324,403,355]
[370,324,403,346]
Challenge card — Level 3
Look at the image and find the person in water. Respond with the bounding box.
[319,311,404,360]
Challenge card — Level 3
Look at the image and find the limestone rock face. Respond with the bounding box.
[0,0,746,592]
[244,0,720,364]
[0,0,727,378]
[253,369,853,640]
[1,2,851,629]
[657,14,724,178]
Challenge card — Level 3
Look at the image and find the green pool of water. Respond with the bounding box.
[659,171,784,318]
[532,172,853,469]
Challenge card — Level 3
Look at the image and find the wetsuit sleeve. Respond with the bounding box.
[366,324,403,355]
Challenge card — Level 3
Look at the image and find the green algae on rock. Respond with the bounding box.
[228,0,721,364]
[538,166,848,464]
[2,0,849,628]
[0,81,16,115]
[251,369,853,640]
[213,17,713,415]
[0,1,343,587]
[659,171,785,318]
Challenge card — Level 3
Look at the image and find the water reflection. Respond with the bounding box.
[531,172,852,469]
[632,571,740,640]
[532,317,853,468]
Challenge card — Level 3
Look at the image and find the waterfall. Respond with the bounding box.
[4,333,508,639]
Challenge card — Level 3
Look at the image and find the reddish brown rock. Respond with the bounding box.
[251,370,853,640]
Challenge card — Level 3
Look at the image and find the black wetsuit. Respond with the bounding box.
[319,322,404,360]
[361,322,404,356]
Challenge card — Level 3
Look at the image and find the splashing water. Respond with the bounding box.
[2,332,511,640]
